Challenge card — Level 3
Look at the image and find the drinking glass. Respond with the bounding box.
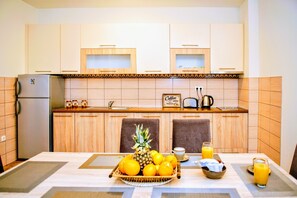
[253,158,269,188]
[202,142,213,159]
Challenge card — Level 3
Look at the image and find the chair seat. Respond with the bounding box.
[172,119,211,153]
[290,144,297,179]
[120,118,159,153]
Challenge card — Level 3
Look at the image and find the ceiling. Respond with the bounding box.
[22,0,245,8]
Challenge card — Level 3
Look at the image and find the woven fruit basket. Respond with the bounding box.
[110,163,181,187]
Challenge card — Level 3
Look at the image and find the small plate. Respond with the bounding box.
[179,155,189,162]
[247,165,271,175]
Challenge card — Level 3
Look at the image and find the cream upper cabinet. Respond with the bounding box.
[170,24,210,48]
[212,113,247,153]
[136,24,170,73]
[104,113,133,153]
[27,24,60,74]
[75,113,105,152]
[81,24,137,48]
[61,24,81,74]
[134,113,170,153]
[210,24,243,73]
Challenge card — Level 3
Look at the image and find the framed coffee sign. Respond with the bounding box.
[162,93,181,108]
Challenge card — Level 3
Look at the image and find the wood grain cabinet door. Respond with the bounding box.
[53,113,75,152]
[75,113,104,152]
[213,113,247,153]
[104,113,133,153]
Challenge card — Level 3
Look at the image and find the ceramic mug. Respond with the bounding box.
[172,147,185,161]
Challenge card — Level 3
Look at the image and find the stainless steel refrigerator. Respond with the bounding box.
[17,74,65,159]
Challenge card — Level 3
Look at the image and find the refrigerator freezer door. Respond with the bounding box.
[18,98,50,159]
[18,74,50,98]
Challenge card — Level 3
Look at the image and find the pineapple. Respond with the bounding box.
[132,124,153,171]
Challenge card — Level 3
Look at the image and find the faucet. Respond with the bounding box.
[108,101,115,108]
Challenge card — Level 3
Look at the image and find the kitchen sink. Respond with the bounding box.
[86,106,129,110]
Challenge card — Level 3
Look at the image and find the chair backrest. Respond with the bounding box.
[120,118,159,153]
[0,155,4,173]
[290,144,297,179]
[172,119,211,153]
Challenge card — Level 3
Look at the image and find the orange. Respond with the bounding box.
[118,154,133,174]
[143,164,157,176]
[150,150,159,158]
[158,161,173,176]
[165,155,178,168]
[153,153,164,165]
[124,159,140,176]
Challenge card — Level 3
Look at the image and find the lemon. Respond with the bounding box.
[165,154,178,168]
[119,154,133,174]
[143,164,157,176]
[124,159,140,176]
[158,161,173,176]
[153,153,164,165]
[150,150,159,158]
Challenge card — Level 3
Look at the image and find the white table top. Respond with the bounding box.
[0,152,297,198]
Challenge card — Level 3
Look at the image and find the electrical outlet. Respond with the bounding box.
[0,135,6,142]
[195,86,204,92]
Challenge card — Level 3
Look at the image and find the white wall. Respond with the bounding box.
[36,7,240,24]
[0,0,37,77]
[258,0,297,171]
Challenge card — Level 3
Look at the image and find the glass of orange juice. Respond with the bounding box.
[202,142,213,159]
[253,158,270,188]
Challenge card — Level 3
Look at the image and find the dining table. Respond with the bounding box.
[0,152,296,198]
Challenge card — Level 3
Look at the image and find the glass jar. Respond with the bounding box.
[72,100,79,108]
[65,100,72,108]
[81,100,88,108]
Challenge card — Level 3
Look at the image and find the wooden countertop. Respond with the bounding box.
[53,107,248,113]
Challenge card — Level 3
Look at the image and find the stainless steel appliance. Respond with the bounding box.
[183,97,198,108]
[17,75,64,159]
[201,95,214,109]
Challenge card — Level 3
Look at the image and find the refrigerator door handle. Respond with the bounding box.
[16,101,21,115]
[16,81,21,95]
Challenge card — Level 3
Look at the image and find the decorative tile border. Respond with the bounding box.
[62,73,240,79]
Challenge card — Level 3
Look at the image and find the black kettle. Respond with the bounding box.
[201,95,214,108]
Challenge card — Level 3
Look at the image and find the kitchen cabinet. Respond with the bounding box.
[170,113,213,151]
[53,113,75,152]
[136,24,170,73]
[104,113,133,152]
[81,24,137,48]
[75,113,105,152]
[170,24,210,48]
[27,24,60,74]
[211,24,243,73]
[134,113,170,153]
[212,113,247,153]
[61,24,81,74]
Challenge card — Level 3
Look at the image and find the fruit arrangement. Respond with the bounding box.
[118,124,177,177]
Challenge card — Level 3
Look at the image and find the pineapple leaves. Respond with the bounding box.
[131,124,152,150]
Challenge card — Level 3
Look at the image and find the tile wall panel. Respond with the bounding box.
[0,77,17,166]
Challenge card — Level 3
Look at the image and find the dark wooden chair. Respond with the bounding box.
[0,155,4,173]
[120,118,159,153]
[172,119,211,153]
[290,144,297,179]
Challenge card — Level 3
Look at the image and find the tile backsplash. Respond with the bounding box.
[65,78,239,108]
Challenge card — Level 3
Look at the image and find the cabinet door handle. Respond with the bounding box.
[100,70,116,73]
[80,115,98,117]
[182,44,199,47]
[99,44,116,47]
[219,68,236,70]
[182,70,201,72]
[144,70,162,73]
[182,115,200,118]
[222,115,239,118]
[54,115,72,117]
[35,70,52,72]
[143,116,161,118]
[61,70,78,72]
[110,115,128,118]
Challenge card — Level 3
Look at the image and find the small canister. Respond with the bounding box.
[72,100,79,108]
[65,100,72,108]
[81,100,88,108]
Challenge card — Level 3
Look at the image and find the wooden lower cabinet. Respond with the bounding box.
[104,113,133,152]
[53,113,75,152]
[212,113,248,153]
[53,113,104,152]
[134,113,170,153]
[75,113,104,152]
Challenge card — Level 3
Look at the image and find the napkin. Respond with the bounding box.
[198,159,224,172]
